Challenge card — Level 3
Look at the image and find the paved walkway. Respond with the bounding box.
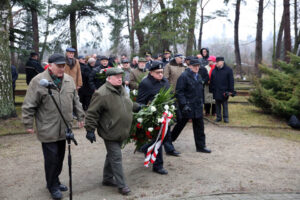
[183,193,300,200]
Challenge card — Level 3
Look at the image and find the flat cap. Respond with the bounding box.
[138,57,147,62]
[216,57,224,62]
[164,49,172,54]
[121,59,129,63]
[48,53,66,64]
[100,56,109,61]
[78,55,84,59]
[149,61,164,71]
[66,47,76,52]
[106,67,124,76]
[190,59,201,66]
[145,51,152,57]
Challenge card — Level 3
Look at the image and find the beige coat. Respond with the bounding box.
[163,59,186,92]
[64,59,82,88]
[22,70,85,143]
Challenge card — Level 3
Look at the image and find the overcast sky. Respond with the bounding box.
[53,0,285,51]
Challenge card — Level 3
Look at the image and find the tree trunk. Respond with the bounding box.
[9,4,15,66]
[198,3,204,51]
[293,0,298,53]
[70,0,77,55]
[283,0,291,62]
[31,7,39,53]
[158,0,170,51]
[40,0,51,61]
[234,0,242,76]
[186,0,198,56]
[133,0,144,54]
[272,0,276,65]
[275,13,284,61]
[126,0,134,56]
[254,0,264,77]
[0,0,17,119]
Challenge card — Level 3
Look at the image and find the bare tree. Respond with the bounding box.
[31,6,39,53]
[293,0,299,53]
[70,0,77,54]
[198,0,211,51]
[275,12,284,61]
[133,0,144,54]
[254,0,264,77]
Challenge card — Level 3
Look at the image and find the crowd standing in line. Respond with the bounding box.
[20,47,234,199]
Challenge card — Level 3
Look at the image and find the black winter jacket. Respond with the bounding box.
[79,63,94,95]
[176,68,204,119]
[25,58,44,85]
[137,74,170,105]
[88,65,108,92]
[209,63,234,101]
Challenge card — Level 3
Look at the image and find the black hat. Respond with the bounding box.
[190,59,201,66]
[30,52,39,57]
[66,47,76,52]
[186,56,193,60]
[174,54,183,58]
[152,55,158,59]
[216,57,224,62]
[145,51,152,57]
[149,61,164,71]
[48,53,66,64]
[121,59,129,63]
[164,49,172,54]
[100,56,109,61]
[78,55,84,59]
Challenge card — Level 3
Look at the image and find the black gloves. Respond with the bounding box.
[182,105,192,114]
[86,131,96,143]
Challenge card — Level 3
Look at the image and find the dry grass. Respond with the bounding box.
[0,106,26,136]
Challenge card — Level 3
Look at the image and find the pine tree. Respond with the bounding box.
[249,53,300,118]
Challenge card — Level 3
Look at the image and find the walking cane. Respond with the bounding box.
[47,87,78,200]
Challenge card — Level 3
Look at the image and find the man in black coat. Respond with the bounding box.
[170,59,211,153]
[78,56,94,110]
[11,64,18,102]
[25,52,44,85]
[209,57,234,123]
[89,56,109,93]
[137,61,172,175]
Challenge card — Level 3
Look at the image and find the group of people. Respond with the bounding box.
[22,47,234,200]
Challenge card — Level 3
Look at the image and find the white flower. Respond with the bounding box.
[150,106,157,112]
[157,118,163,123]
[137,118,143,123]
[148,127,154,132]
[132,89,137,96]
[164,105,169,110]
[171,105,175,110]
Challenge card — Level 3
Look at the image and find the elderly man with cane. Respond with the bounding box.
[22,53,85,200]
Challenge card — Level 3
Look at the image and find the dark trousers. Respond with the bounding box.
[216,100,229,120]
[79,93,92,111]
[204,103,216,115]
[171,117,206,150]
[163,128,175,153]
[42,140,66,191]
[103,140,126,188]
[141,141,163,170]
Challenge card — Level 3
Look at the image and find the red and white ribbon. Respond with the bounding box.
[144,112,173,167]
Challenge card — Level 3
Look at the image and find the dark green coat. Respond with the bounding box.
[85,82,137,142]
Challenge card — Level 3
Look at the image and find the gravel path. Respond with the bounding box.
[0,122,299,200]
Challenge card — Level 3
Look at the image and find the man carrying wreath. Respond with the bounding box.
[136,61,173,175]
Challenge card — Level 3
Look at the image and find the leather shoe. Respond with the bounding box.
[49,188,62,200]
[224,119,229,123]
[102,180,117,187]
[197,147,211,153]
[153,168,168,175]
[166,150,181,156]
[59,184,68,192]
[215,118,221,122]
[118,186,131,195]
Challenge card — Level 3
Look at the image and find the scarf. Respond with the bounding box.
[48,69,63,90]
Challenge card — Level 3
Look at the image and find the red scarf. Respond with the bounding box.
[208,64,215,80]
